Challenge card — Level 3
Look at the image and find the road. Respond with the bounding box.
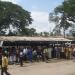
[1,60,75,75]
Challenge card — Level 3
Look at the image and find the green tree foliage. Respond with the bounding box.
[49,0,74,37]
[0,1,33,35]
[49,13,61,36]
[52,25,61,36]
[19,28,37,36]
[43,32,49,37]
[8,30,17,36]
[29,28,36,36]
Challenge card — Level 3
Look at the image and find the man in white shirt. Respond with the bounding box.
[23,47,28,61]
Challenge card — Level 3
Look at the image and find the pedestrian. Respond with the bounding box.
[65,47,69,59]
[60,47,65,59]
[16,47,19,63]
[27,47,33,62]
[36,47,42,61]
[68,46,72,59]
[33,49,37,61]
[19,51,24,66]
[72,47,75,59]
[23,47,28,61]
[1,53,10,75]
[0,47,2,65]
[43,47,49,62]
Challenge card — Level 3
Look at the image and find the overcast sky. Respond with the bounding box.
[1,0,64,32]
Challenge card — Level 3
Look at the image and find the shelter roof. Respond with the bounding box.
[0,36,72,42]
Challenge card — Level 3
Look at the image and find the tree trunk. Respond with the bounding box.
[63,28,65,38]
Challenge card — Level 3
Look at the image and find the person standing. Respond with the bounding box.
[68,46,72,59]
[1,54,10,75]
[16,47,19,63]
[19,51,24,66]
[43,47,49,62]
[60,47,65,59]
[23,47,28,61]
[27,47,33,62]
[0,47,2,65]
[37,47,42,61]
[33,49,37,61]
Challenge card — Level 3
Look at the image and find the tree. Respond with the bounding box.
[29,28,36,36]
[8,30,17,36]
[52,25,61,36]
[39,32,43,36]
[50,32,54,36]
[43,32,49,37]
[60,13,72,37]
[49,13,61,36]
[49,0,73,37]
[0,1,33,35]
[69,23,75,36]
[18,27,37,36]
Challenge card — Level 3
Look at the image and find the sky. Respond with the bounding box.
[1,0,64,32]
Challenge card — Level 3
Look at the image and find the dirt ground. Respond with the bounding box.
[1,60,75,75]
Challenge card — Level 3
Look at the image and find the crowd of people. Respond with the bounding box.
[0,45,75,66]
[0,45,75,75]
[2,46,50,66]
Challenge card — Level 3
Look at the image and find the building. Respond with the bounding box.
[0,36,72,47]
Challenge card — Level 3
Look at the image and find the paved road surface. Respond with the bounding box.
[1,60,75,75]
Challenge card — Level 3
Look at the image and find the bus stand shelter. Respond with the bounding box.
[0,36,72,47]
[0,36,73,59]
